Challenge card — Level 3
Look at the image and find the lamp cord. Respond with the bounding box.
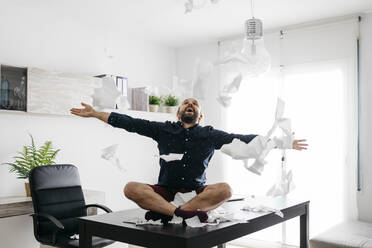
[250,0,254,18]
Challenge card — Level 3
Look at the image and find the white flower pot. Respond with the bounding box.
[165,106,177,114]
[149,104,159,112]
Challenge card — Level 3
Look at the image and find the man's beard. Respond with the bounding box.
[180,111,199,124]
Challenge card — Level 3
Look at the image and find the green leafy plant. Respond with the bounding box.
[149,95,161,105]
[163,95,179,107]
[2,135,60,179]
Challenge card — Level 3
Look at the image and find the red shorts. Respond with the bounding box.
[148,184,207,202]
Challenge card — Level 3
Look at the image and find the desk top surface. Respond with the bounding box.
[79,197,309,238]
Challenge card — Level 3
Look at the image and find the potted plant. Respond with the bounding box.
[2,135,60,197]
[148,95,161,112]
[163,95,179,113]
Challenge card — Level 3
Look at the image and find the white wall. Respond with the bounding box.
[358,12,372,222]
[0,1,175,87]
[0,2,175,248]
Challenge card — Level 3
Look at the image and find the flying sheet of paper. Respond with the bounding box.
[267,169,295,197]
[220,98,296,175]
[101,144,126,172]
[216,93,232,108]
[172,76,192,99]
[223,73,242,94]
[265,98,285,139]
[91,77,121,109]
[221,136,270,160]
[221,136,275,175]
[216,73,242,108]
[192,58,214,100]
[184,0,220,13]
[117,96,130,111]
[158,153,184,162]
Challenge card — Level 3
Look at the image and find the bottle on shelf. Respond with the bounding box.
[1,75,9,109]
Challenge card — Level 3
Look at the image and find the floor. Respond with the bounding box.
[227,239,298,248]
[127,239,298,248]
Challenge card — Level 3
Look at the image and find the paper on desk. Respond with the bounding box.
[91,77,121,109]
[170,192,249,227]
[101,144,126,172]
[123,217,163,226]
[158,153,184,162]
[69,234,79,240]
[242,204,284,218]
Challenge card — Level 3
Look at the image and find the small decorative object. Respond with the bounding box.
[163,95,179,113]
[148,95,161,112]
[0,65,27,111]
[130,87,149,111]
[2,135,60,196]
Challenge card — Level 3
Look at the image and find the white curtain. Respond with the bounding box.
[219,18,359,245]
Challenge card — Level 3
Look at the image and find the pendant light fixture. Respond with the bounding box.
[240,0,271,76]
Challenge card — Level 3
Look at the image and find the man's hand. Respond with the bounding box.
[292,139,308,151]
[70,102,97,118]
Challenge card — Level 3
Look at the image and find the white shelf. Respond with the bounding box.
[0,108,177,122]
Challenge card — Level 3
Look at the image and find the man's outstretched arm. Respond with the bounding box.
[70,102,164,140]
[210,128,308,151]
[70,102,110,122]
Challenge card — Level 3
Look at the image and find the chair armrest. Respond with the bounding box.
[31,212,65,230]
[30,212,64,245]
[84,204,113,213]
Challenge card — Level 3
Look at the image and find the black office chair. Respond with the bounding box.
[29,164,115,248]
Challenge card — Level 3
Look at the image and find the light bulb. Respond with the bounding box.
[239,18,271,77]
[240,36,271,76]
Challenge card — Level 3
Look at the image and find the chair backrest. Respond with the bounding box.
[29,164,87,236]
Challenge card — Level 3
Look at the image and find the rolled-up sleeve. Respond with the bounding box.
[108,112,164,141]
[210,128,257,150]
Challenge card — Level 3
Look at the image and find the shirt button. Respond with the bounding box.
[185,138,188,141]
[181,177,185,180]
[183,164,186,167]
[186,129,189,131]
[184,151,187,154]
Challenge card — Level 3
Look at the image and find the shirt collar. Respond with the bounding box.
[177,121,199,130]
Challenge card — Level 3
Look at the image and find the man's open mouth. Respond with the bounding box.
[186,107,194,113]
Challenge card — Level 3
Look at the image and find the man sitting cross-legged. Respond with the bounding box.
[70,98,307,223]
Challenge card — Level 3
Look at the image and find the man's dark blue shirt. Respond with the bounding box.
[108,112,257,190]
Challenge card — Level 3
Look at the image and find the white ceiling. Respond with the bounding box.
[15,0,372,47]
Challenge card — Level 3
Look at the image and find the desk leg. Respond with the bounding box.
[79,221,92,248]
[300,203,309,248]
[217,244,226,248]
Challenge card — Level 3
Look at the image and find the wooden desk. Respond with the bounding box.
[0,189,105,218]
[79,197,309,248]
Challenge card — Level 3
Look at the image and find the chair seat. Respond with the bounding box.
[39,234,115,248]
[310,220,372,248]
